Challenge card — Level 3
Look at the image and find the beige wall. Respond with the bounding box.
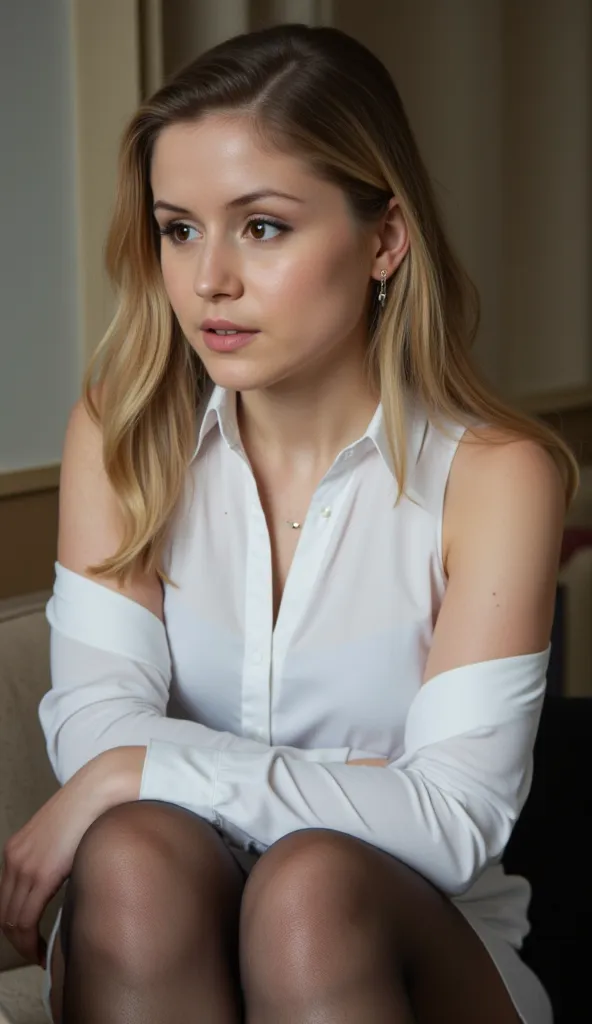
[503,0,592,398]
[159,0,332,80]
[338,0,504,390]
[162,0,248,76]
[337,0,592,402]
[72,0,142,363]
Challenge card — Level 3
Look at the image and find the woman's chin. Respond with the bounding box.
[201,355,285,393]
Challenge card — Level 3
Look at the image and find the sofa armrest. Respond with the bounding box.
[0,598,61,972]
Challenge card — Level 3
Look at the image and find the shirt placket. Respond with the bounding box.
[270,451,361,720]
[241,467,274,744]
[239,443,366,747]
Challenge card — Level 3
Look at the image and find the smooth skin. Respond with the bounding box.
[0,114,564,1022]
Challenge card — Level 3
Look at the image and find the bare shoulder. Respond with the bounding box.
[58,394,163,618]
[444,425,565,564]
[425,426,566,677]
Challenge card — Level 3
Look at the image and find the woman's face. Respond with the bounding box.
[150,114,377,392]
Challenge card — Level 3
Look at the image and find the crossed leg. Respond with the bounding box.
[48,804,522,1023]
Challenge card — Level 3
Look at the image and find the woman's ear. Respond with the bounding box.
[370,197,410,282]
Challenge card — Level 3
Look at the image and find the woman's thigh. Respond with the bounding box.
[46,801,248,1024]
[239,828,522,1024]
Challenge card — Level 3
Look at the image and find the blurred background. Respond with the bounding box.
[1,0,591,604]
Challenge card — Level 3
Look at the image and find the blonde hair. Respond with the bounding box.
[84,22,579,583]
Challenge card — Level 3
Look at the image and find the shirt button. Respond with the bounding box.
[321,507,332,518]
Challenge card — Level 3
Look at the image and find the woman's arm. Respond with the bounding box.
[56,395,166,617]
[131,434,565,894]
[41,400,366,783]
[425,428,564,678]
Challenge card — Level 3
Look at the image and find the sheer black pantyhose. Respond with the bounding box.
[49,802,522,1023]
[58,802,246,1023]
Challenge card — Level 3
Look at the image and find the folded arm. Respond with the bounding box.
[138,647,549,894]
[137,433,565,894]
[40,563,364,783]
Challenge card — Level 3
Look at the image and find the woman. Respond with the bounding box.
[0,22,576,1024]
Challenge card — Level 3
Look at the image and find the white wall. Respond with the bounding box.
[0,0,81,472]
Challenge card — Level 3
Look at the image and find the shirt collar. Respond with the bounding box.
[191,384,240,461]
[191,385,429,503]
[362,394,429,504]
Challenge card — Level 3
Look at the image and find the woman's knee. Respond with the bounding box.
[64,801,244,972]
[242,828,384,927]
[240,829,388,997]
[70,801,224,897]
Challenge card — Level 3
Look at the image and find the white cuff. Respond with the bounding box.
[139,738,220,818]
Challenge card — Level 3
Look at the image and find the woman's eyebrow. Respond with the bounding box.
[153,189,305,216]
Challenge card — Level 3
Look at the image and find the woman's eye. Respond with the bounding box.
[159,222,198,245]
[158,217,288,246]
[246,218,286,242]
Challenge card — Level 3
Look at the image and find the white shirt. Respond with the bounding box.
[39,385,552,1020]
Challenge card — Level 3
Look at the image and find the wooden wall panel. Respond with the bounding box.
[0,489,58,601]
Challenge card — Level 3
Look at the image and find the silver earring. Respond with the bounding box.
[378,269,387,308]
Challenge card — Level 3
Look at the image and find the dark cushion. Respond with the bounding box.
[502,696,592,1023]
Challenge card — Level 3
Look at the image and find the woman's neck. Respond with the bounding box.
[236,361,379,474]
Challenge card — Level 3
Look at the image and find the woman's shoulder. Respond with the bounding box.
[57,393,163,618]
[59,392,106,535]
[452,423,564,490]
[442,424,565,577]
[418,400,563,500]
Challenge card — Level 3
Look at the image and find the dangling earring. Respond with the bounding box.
[378,269,387,308]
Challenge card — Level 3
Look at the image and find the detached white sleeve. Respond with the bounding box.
[39,564,356,784]
[140,648,550,896]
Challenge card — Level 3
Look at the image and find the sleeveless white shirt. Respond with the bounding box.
[39,384,553,1023]
[165,384,446,754]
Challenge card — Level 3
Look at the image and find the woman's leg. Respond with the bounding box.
[50,800,247,1024]
[239,828,522,1024]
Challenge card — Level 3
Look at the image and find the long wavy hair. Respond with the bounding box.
[84,22,579,583]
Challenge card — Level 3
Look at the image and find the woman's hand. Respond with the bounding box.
[347,757,389,766]
[0,746,146,967]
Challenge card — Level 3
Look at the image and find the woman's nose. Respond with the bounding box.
[192,242,242,300]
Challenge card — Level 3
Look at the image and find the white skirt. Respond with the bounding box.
[456,908,553,1024]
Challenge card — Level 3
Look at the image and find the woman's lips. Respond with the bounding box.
[201,329,259,353]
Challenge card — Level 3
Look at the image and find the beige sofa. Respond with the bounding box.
[1,468,592,1022]
[0,593,58,1024]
